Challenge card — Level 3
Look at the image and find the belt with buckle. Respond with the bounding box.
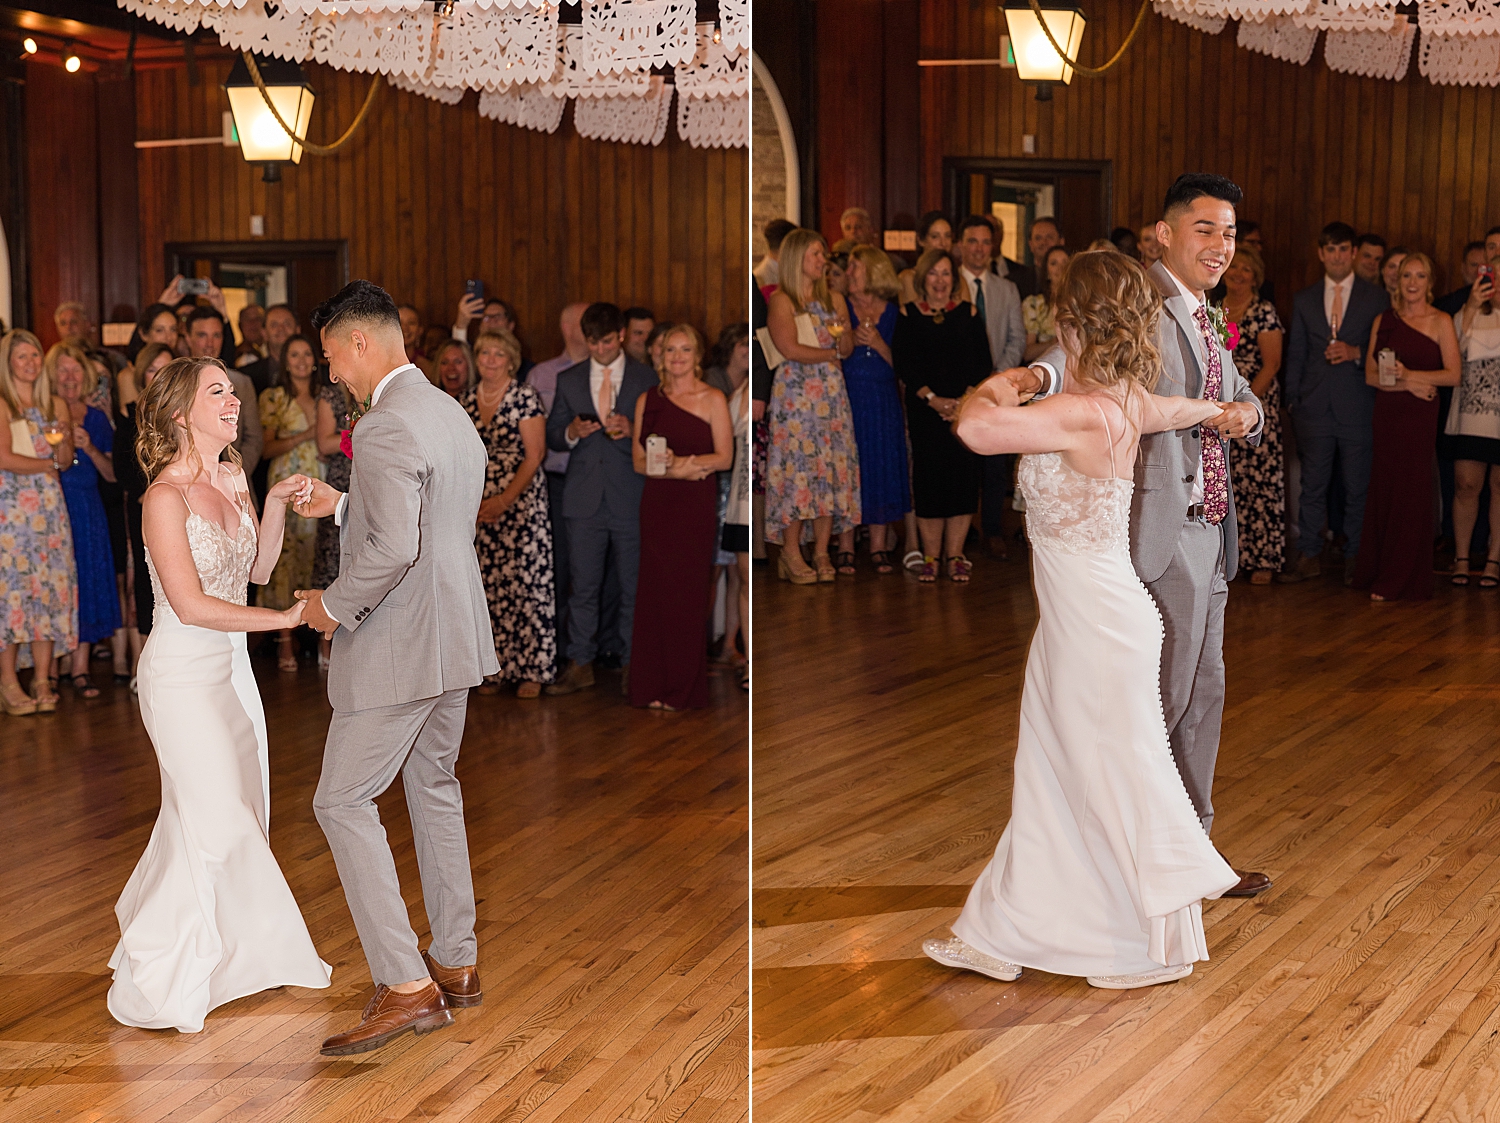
[1186,504,1206,521]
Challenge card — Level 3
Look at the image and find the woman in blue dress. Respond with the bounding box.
[833,246,911,574]
[49,342,121,697]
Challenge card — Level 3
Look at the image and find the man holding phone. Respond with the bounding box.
[544,303,656,696]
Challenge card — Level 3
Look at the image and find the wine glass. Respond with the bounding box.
[40,420,74,468]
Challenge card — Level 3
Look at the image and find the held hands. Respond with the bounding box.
[267,473,315,509]
[292,477,344,519]
[294,588,337,638]
[1201,401,1258,440]
[282,598,307,630]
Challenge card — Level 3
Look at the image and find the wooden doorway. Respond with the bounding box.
[943,159,1111,269]
[164,240,348,342]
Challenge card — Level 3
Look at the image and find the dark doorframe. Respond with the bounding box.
[165,240,348,331]
[943,158,1113,259]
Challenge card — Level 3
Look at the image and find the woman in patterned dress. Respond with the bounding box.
[763,228,860,583]
[1220,245,1285,584]
[463,330,554,697]
[0,329,77,715]
[257,335,325,671]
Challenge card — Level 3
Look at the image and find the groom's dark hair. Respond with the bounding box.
[1162,174,1243,221]
[309,280,402,339]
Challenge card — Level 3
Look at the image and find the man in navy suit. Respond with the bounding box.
[1281,221,1390,584]
[544,303,656,695]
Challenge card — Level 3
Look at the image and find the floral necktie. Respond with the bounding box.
[1191,305,1229,525]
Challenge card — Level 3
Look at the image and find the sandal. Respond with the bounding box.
[1,681,36,716]
[1451,558,1471,586]
[917,556,939,583]
[1481,560,1500,589]
[31,676,57,713]
[70,674,100,699]
[833,550,857,576]
[948,555,973,583]
[517,681,541,699]
[902,550,924,573]
[812,554,836,583]
[870,550,895,574]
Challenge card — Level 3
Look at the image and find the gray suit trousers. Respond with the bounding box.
[313,688,478,985]
[1143,519,1228,835]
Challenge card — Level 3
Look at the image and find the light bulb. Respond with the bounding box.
[64,53,81,73]
[22,37,37,54]
[712,26,722,43]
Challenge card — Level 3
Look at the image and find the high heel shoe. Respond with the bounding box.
[30,676,58,713]
[812,554,836,583]
[778,553,817,585]
[1,682,36,716]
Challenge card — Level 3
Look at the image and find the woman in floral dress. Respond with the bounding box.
[462,330,554,697]
[1220,245,1285,583]
[0,329,77,715]
[763,228,860,583]
[257,335,325,671]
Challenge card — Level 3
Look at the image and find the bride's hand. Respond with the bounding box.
[267,474,312,507]
[282,599,306,629]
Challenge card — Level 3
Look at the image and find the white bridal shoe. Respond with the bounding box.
[921,937,1023,982]
[1086,963,1193,990]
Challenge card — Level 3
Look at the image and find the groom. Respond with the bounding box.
[292,280,499,1056]
[1003,174,1271,898]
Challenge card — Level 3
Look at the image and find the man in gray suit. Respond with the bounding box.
[1002,174,1271,898]
[544,302,656,696]
[954,216,1026,557]
[293,281,499,1056]
[1280,221,1389,585]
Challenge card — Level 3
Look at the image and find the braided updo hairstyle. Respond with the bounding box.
[135,355,243,482]
[1051,250,1165,398]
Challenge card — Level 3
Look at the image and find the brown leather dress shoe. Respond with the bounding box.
[545,661,595,696]
[423,950,482,1008]
[1221,868,1273,898]
[319,981,452,1056]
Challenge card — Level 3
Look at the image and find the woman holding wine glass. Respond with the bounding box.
[0,329,77,715]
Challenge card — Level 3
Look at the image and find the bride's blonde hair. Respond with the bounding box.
[136,356,243,483]
[1052,251,1164,398]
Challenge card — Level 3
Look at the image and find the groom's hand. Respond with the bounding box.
[1203,401,1258,439]
[295,589,338,639]
[293,478,343,520]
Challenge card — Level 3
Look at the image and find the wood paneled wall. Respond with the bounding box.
[133,59,747,358]
[804,0,1500,315]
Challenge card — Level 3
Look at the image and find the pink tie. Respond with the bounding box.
[1330,283,1344,336]
[1191,306,1229,526]
[597,370,614,420]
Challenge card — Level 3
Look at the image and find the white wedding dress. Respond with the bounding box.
[107,491,331,1032]
[951,413,1239,978]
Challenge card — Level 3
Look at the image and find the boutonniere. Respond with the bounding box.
[1206,304,1240,351]
[339,392,373,460]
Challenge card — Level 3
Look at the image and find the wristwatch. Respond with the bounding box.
[919,388,936,402]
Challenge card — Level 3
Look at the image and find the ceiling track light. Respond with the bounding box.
[21,36,38,56]
[63,41,82,72]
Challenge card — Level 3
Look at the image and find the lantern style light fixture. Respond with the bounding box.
[1002,2,1087,101]
[223,54,316,183]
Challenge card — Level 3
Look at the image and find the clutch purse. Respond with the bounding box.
[755,326,785,370]
[794,312,821,348]
[10,419,36,457]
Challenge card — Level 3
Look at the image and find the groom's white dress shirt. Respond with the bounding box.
[325,363,417,625]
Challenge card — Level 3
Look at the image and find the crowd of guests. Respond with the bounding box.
[0,285,750,717]
[753,206,1500,603]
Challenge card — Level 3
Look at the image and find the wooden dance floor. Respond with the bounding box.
[754,549,1500,1122]
[0,658,747,1122]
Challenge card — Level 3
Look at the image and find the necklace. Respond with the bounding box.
[477,378,509,410]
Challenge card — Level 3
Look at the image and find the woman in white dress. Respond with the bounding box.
[926,251,1240,990]
[108,356,332,1033]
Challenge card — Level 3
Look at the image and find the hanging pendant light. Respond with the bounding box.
[223,54,316,183]
[1002,2,1088,100]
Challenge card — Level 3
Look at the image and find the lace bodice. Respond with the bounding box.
[1018,452,1133,557]
[146,504,257,627]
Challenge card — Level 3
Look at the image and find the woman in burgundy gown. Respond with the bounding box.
[630,326,734,709]
[1354,253,1461,601]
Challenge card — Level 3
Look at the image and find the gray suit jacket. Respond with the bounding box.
[1285,276,1387,429]
[1037,260,1264,583]
[322,368,498,713]
[545,357,656,520]
[959,269,1025,372]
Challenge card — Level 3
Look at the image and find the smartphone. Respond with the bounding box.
[645,435,669,477]
[1479,265,1495,286]
[180,278,210,296]
[575,412,600,425]
[465,279,485,302]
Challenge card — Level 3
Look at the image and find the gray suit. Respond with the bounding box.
[546,357,655,665]
[1036,260,1264,833]
[313,367,499,986]
[959,267,1025,371]
[1285,276,1388,560]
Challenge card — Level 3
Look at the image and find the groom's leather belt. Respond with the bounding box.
[1186,504,1207,521]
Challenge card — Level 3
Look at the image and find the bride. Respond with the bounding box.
[925,251,1239,990]
[107,356,331,1032]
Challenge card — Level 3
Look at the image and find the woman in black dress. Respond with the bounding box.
[892,249,993,583]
